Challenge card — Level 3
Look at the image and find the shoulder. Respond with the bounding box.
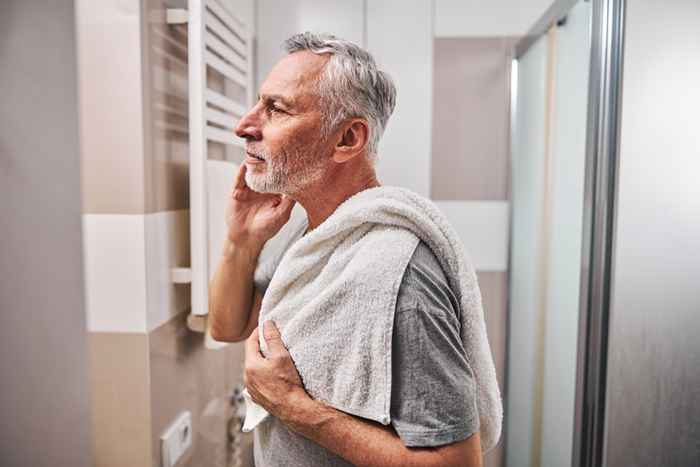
[396,240,460,319]
[390,242,479,447]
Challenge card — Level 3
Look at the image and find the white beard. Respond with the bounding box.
[244,146,327,195]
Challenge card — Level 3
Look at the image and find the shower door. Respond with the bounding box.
[506,1,592,467]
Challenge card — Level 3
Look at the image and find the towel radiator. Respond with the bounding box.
[167,0,254,324]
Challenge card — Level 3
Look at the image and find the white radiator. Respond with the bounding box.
[168,0,254,325]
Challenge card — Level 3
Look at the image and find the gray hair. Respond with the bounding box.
[283,32,397,162]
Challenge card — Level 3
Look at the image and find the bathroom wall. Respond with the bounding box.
[0,1,92,466]
[78,0,254,466]
[435,0,554,37]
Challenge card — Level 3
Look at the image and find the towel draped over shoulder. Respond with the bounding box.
[245,185,502,453]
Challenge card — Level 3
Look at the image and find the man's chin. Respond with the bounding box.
[244,173,286,195]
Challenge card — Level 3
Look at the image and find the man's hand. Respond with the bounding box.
[226,163,296,251]
[244,320,310,423]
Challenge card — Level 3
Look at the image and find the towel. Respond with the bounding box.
[243,185,503,453]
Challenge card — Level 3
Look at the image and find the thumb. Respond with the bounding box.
[262,320,287,357]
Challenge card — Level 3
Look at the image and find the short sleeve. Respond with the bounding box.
[390,241,480,447]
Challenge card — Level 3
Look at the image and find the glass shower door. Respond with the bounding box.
[506,1,592,466]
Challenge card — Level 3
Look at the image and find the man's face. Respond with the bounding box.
[234,51,333,194]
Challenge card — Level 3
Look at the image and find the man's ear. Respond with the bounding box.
[332,119,370,163]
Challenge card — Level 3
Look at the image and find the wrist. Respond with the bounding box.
[280,390,332,437]
[222,237,264,262]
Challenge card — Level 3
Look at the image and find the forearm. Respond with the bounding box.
[208,238,262,341]
[281,394,464,467]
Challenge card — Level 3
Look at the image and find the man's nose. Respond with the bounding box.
[234,107,262,141]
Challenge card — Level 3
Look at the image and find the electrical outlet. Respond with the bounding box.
[161,411,192,467]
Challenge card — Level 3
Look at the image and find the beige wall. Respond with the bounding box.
[432,37,515,201]
[77,0,147,214]
[149,314,253,467]
[89,333,152,467]
[0,1,92,466]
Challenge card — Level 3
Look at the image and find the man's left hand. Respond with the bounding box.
[244,320,310,421]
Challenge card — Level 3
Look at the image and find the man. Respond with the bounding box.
[209,32,483,466]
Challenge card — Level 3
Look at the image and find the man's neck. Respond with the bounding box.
[292,165,381,233]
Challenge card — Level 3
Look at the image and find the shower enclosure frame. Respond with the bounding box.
[507,1,626,466]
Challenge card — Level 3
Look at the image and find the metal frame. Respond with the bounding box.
[508,0,625,466]
[502,53,517,467]
[572,1,625,466]
[514,0,580,59]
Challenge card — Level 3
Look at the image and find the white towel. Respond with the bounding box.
[243,186,502,453]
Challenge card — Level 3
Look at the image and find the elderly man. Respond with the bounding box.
[209,32,488,467]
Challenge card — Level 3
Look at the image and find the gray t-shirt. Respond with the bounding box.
[252,216,479,466]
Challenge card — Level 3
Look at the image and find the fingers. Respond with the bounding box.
[233,163,248,190]
[262,320,287,357]
[244,327,262,367]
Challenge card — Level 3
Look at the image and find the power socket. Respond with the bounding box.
[161,411,192,467]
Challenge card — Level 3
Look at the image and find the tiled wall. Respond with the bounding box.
[78,0,254,466]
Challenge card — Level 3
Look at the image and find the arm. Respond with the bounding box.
[244,321,483,467]
[208,239,263,342]
[208,163,296,342]
[285,395,482,467]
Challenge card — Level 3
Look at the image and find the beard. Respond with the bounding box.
[244,144,328,195]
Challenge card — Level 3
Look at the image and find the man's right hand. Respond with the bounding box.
[225,163,297,251]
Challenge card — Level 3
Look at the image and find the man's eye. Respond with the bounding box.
[267,104,286,115]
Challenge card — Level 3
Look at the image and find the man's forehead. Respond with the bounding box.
[260,51,328,104]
